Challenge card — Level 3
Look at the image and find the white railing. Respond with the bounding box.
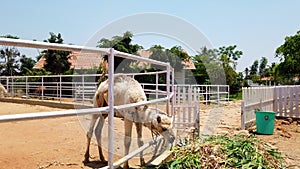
[0,71,170,106]
[176,84,229,104]
[173,84,229,136]
[0,38,174,169]
[0,74,99,104]
[241,85,300,129]
[241,86,274,129]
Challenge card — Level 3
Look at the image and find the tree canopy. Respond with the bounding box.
[275,31,300,83]
[149,45,189,70]
[97,31,143,73]
[0,35,22,76]
[42,32,71,74]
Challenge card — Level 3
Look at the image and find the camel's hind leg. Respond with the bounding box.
[123,118,133,169]
[83,114,99,163]
[135,122,145,166]
[95,115,106,161]
[84,91,106,163]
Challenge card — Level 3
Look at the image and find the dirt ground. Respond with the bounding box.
[0,100,299,169]
[200,101,300,168]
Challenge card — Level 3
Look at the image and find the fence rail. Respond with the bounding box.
[173,84,229,136]
[0,72,170,106]
[0,38,174,169]
[241,86,300,129]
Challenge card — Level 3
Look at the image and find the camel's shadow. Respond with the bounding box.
[83,160,146,169]
[83,160,108,168]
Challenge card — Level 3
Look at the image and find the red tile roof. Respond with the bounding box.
[34,49,195,70]
[33,51,104,69]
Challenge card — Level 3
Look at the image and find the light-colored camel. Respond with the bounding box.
[83,74,175,169]
[34,86,46,96]
[0,83,7,98]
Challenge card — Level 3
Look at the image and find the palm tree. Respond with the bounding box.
[0,47,21,76]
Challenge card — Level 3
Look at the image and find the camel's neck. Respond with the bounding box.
[141,109,159,129]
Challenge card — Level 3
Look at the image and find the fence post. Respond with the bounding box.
[12,77,14,98]
[171,69,175,117]
[82,75,85,105]
[227,85,230,102]
[108,48,115,169]
[26,77,28,99]
[205,85,208,107]
[41,76,44,101]
[260,98,263,110]
[241,101,245,130]
[59,76,62,103]
[155,71,158,111]
[6,77,9,95]
[217,85,220,105]
[166,64,170,115]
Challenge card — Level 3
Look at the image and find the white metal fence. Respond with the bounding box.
[0,37,174,169]
[0,74,97,103]
[0,38,231,168]
[0,72,169,106]
[241,86,300,129]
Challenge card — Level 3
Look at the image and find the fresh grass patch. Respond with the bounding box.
[156,135,285,169]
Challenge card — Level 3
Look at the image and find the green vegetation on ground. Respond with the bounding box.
[157,135,284,169]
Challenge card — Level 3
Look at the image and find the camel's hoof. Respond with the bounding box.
[123,164,130,169]
[82,159,90,165]
[140,158,146,166]
[100,157,106,162]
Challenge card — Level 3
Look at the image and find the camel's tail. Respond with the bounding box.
[93,91,108,118]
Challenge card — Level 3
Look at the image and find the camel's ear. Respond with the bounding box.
[144,105,148,111]
[157,115,161,124]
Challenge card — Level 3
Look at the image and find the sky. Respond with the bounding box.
[1,0,300,72]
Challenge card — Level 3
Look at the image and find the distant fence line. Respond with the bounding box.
[0,74,229,107]
[241,86,300,129]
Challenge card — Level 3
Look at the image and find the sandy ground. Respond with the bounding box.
[0,100,299,169]
[0,102,159,169]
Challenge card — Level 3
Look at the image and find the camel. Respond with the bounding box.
[0,83,7,98]
[34,86,46,96]
[83,74,175,169]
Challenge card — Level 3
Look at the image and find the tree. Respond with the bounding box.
[244,67,249,79]
[275,30,300,82]
[97,31,143,73]
[0,35,21,76]
[217,45,243,93]
[20,55,36,75]
[249,60,259,75]
[218,45,243,70]
[149,45,188,70]
[0,47,21,76]
[42,32,71,74]
[259,57,268,76]
[192,47,213,84]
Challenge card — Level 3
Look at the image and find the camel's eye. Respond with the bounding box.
[162,127,168,132]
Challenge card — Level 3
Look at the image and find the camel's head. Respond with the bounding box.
[149,110,175,144]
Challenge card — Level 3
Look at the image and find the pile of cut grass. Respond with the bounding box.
[157,135,285,169]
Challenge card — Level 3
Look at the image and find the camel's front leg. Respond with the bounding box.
[135,122,145,166]
[124,118,133,169]
[95,115,106,162]
[83,114,98,163]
